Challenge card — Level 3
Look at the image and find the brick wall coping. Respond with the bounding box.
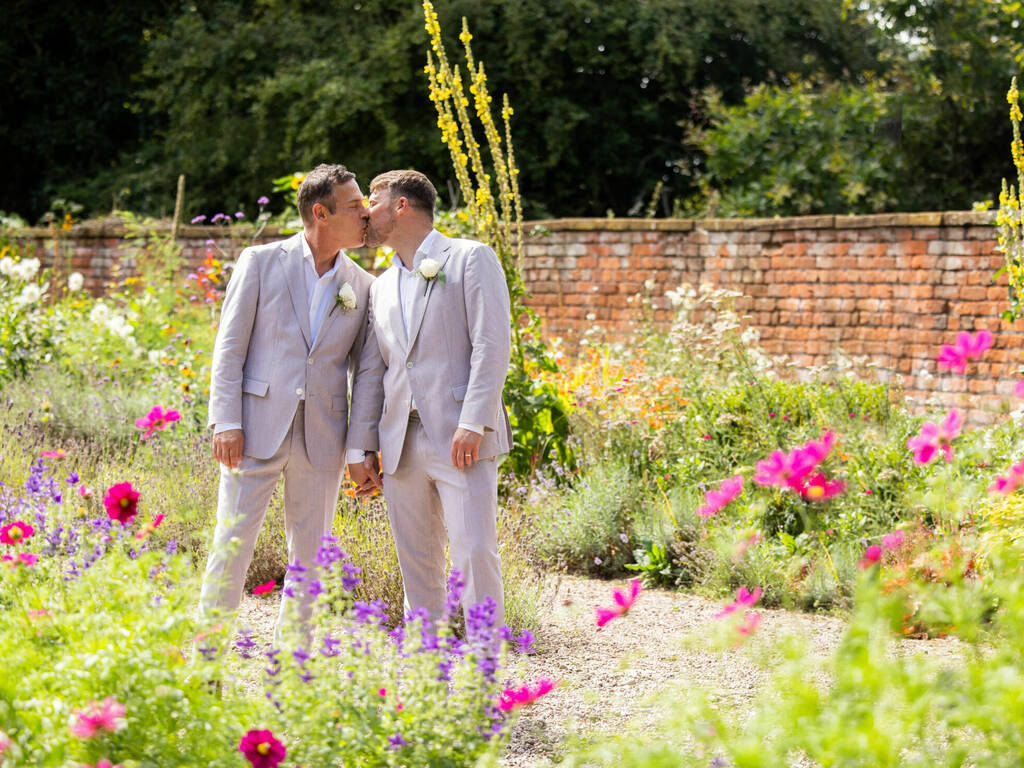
[526,210,996,233]
[9,210,997,241]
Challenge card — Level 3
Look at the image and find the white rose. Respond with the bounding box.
[67,272,84,292]
[89,302,110,325]
[418,258,440,279]
[337,282,357,310]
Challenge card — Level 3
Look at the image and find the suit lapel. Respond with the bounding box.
[309,253,349,354]
[280,235,312,349]
[406,238,453,352]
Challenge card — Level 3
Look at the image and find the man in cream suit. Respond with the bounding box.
[354,169,512,625]
[200,163,381,643]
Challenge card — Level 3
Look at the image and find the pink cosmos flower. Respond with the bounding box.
[70,697,127,739]
[753,450,793,487]
[714,586,763,619]
[795,473,846,502]
[988,461,1024,496]
[1016,380,1024,399]
[135,513,165,540]
[882,529,906,549]
[1,520,34,545]
[858,544,883,569]
[135,405,182,439]
[595,578,642,627]
[86,761,123,768]
[40,449,66,459]
[239,729,286,768]
[906,410,963,465]
[79,485,94,499]
[103,482,140,525]
[737,611,762,637]
[936,330,993,374]
[498,678,557,711]
[252,580,276,596]
[3,552,39,567]
[733,530,762,560]
[697,474,745,517]
[755,430,837,490]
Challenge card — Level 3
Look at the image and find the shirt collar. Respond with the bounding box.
[301,232,342,278]
[397,229,442,274]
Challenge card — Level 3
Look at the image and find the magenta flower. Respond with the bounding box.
[498,678,557,711]
[858,544,883,569]
[257,195,270,206]
[252,580,276,596]
[882,529,906,549]
[135,513,165,540]
[936,330,993,373]
[595,578,642,627]
[733,529,762,559]
[70,697,126,739]
[86,761,123,768]
[103,482,140,524]
[0,521,34,545]
[3,552,39,567]
[989,461,1024,496]
[906,410,963,464]
[239,729,286,768]
[697,474,745,517]
[737,611,762,637]
[135,405,181,439]
[79,485,94,499]
[1016,380,1024,399]
[795,473,846,502]
[754,430,836,490]
[40,449,66,459]
[753,449,793,487]
[714,586,763,619]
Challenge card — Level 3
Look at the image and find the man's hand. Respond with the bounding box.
[451,428,483,471]
[212,429,244,469]
[349,453,383,497]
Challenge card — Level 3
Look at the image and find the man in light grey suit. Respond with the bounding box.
[353,169,512,625]
[199,163,381,643]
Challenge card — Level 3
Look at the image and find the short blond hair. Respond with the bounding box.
[370,170,437,216]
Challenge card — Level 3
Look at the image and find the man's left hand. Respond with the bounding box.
[451,428,483,471]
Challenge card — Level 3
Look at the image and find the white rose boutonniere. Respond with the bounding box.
[417,257,446,295]
[331,281,357,316]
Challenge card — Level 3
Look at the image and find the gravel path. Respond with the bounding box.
[237,575,963,766]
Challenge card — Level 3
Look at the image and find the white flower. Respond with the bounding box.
[67,272,84,292]
[0,256,14,277]
[106,314,134,339]
[418,258,440,279]
[148,349,162,365]
[14,284,42,307]
[89,302,110,325]
[337,282,357,310]
[14,258,40,282]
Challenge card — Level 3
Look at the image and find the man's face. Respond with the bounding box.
[364,188,397,248]
[319,180,369,250]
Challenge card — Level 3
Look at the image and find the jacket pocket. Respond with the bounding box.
[451,383,468,401]
[242,378,269,397]
[331,396,348,412]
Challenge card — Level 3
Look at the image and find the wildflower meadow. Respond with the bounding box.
[3,2,1024,764]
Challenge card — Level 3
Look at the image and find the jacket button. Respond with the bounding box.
[406,362,414,369]
[308,358,314,365]
[296,388,303,396]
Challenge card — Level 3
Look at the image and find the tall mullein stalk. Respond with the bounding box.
[998,77,1024,320]
[422,0,526,369]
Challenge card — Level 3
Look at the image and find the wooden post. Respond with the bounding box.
[49,214,61,305]
[170,174,185,282]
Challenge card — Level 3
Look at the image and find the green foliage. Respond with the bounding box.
[0,249,61,380]
[686,80,902,216]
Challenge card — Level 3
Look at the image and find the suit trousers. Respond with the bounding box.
[198,402,344,646]
[382,415,504,626]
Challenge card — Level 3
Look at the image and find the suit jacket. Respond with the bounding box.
[357,231,513,475]
[207,232,380,470]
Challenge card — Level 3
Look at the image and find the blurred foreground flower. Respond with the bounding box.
[239,729,286,768]
[989,460,1024,496]
[936,329,992,373]
[906,410,963,464]
[714,587,762,619]
[498,678,557,711]
[697,474,744,517]
[69,697,126,739]
[0,520,34,545]
[595,578,642,627]
[253,580,276,596]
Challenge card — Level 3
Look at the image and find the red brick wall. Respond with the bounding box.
[10,212,1019,420]
[520,212,1020,420]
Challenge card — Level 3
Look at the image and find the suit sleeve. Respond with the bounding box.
[460,244,511,429]
[207,247,260,428]
[347,284,386,451]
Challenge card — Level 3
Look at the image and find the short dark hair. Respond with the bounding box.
[297,164,356,225]
[369,170,437,216]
